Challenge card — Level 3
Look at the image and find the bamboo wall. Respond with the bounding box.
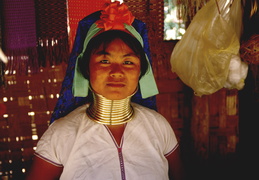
[0,64,66,179]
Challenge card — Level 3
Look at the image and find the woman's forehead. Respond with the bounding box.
[93,38,134,53]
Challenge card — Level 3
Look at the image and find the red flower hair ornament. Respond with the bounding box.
[73,1,159,99]
[96,1,135,31]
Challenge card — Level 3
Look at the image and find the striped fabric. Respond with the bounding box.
[2,0,38,74]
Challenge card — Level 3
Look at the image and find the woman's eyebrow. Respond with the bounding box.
[95,50,137,58]
[123,53,138,58]
[95,50,109,55]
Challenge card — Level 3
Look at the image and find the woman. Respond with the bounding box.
[26,2,184,180]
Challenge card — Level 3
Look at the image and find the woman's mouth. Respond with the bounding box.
[106,83,125,87]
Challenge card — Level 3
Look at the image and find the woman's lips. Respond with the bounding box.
[106,83,125,87]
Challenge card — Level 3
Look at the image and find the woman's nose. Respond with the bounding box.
[110,64,123,78]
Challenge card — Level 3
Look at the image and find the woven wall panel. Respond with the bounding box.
[126,0,164,39]
[124,0,149,23]
[67,0,106,51]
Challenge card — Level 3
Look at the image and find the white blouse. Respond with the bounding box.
[35,103,178,180]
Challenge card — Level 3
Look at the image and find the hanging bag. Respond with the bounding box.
[170,0,244,96]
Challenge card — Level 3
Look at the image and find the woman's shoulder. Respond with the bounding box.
[131,102,164,118]
[130,102,177,144]
[49,104,90,132]
[131,102,170,128]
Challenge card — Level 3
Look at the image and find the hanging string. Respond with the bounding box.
[34,0,69,67]
[215,0,221,14]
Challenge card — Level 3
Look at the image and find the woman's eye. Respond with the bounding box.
[100,60,110,64]
[123,61,133,65]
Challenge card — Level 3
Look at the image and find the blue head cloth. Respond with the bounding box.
[50,10,158,123]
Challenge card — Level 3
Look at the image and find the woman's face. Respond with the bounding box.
[89,38,141,100]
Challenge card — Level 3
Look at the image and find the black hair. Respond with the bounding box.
[78,30,148,79]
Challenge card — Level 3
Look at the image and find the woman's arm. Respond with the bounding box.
[25,156,63,180]
[166,146,185,180]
